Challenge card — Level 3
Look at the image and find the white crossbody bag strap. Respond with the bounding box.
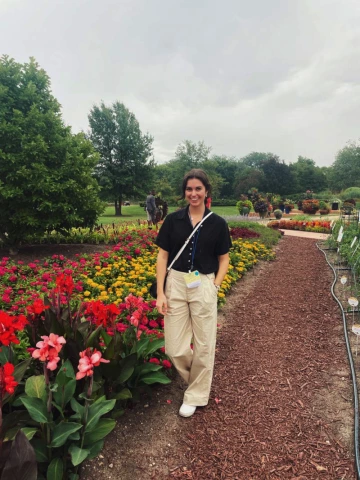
[167,211,213,272]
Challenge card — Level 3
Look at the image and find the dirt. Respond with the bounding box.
[3,238,356,479]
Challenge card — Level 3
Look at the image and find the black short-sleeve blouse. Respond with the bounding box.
[155,206,232,274]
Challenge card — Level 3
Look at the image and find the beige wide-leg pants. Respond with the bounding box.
[164,269,218,406]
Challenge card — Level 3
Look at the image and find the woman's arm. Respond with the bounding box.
[156,248,169,315]
[214,253,230,287]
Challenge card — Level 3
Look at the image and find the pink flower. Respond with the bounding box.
[75,348,110,380]
[32,334,66,371]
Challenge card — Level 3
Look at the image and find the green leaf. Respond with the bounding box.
[21,397,49,423]
[12,393,27,407]
[70,398,85,421]
[25,375,47,402]
[109,388,132,401]
[47,458,63,480]
[86,440,104,460]
[131,336,149,357]
[0,346,10,364]
[135,363,162,377]
[111,409,125,419]
[84,418,116,445]
[53,379,76,409]
[56,359,75,385]
[86,324,103,348]
[101,330,113,347]
[50,422,82,448]
[20,427,38,441]
[140,371,171,385]
[31,439,48,463]
[68,443,90,467]
[85,397,115,433]
[3,426,20,441]
[115,353,138,384]
[146,337,165,355]
[68,432,80,441]
[13,358,32,384]
[68,474,80,480]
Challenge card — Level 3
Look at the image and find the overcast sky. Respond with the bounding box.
[1,0,360,166]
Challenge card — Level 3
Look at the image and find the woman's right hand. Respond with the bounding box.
[156,293,168,316]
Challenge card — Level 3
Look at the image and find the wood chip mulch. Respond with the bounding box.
[173,237,356,480]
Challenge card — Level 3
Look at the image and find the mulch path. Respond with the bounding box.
[171,237,356,479]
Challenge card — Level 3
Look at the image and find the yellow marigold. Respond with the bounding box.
[98,285,106,291]
[95,266,101,270]
[83,291,91,297]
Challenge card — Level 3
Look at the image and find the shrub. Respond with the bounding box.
[301,199,320,214]
[229,227,260,240]
[211,199,238,206]
[273,209,283,219]
[319,201,331,214]
[236,200,253,215]
[267,219,331,233]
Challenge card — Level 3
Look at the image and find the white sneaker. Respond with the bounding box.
[179,403,196,417]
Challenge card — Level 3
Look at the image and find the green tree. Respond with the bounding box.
[329,141,360,191]
[234,167,264,197]
[290,156,328,193]
[164,140,212,194]
[88,101,154,215]
[209,155,240,198]
[0,56,104,251]
[259,156,295,195]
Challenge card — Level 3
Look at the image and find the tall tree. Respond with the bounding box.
[0,56,104,251]
[88,102,154,215]
[329,141,360,191]
[210,155,240,198]
[165,140,212,194]
[290,156,328,193]
[259,156,295,194]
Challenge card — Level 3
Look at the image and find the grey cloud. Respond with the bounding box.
[1,0,360,166]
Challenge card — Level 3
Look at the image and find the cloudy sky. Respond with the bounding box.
[1,0,360,166]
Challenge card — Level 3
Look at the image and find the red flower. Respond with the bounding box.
[162,360,172,369]
[149,358,160,365]
[84,301,120,328]
[0,311,27,346]
[26,299,49,316]
[55,274,74,295]
[0,362,18,395]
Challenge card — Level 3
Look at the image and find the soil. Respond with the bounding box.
[3,238,356,479]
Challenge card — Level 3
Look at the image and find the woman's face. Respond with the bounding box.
[185,178,208,208]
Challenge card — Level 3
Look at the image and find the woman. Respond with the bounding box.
[155,169,231,417]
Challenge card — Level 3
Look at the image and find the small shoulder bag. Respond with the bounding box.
[150,212,213,298]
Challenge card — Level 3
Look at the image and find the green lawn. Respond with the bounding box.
[98,205,240,224]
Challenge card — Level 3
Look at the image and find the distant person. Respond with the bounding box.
[206,196,212,209]
[146,190,156,229]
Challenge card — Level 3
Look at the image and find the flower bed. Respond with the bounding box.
[267,220,331,233]
[0,225,275,477]
[229,227,260,240]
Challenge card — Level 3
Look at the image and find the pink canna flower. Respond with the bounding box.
[76,348,109,380]
[32,334,66,371]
